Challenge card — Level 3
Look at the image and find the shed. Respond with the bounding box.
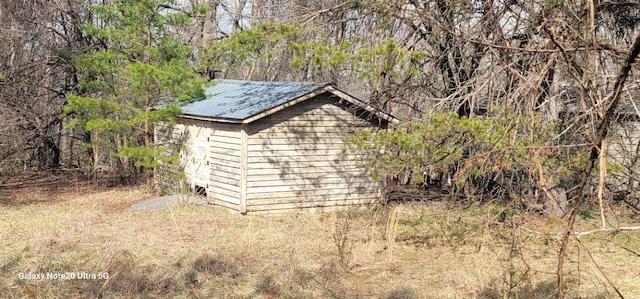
[605,107,640,192]
[155,79,397,214]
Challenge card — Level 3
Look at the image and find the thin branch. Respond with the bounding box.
[575,237,625,298]
[605,238,640,258]
[576,226,640,238]
[557,30,640,299]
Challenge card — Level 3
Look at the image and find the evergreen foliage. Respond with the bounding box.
[349,107,580,204]
[62,0,205,173]
[205,22,426,84]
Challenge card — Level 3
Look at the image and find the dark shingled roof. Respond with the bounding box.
[180,79,328,121]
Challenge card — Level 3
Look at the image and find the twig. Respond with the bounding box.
[557,30,640,299]
[597,137,607,228]
[575,237,624,298]
[575,226,640,238]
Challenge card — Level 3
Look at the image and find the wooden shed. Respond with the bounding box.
[605,109,640,191]
[155,80,397,214]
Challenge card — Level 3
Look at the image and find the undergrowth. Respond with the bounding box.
[1,188,638,298]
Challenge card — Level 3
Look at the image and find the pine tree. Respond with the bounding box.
[62,0,205,175]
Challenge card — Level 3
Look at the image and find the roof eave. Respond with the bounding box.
[324,86,399,124]
[178,113,242,123]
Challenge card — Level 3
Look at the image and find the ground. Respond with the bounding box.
[1,172,639,298]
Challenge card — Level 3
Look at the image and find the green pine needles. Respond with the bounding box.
[62,0,205,174]
[349,107,581,203]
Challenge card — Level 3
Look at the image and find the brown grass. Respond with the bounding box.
[1,177,639,298]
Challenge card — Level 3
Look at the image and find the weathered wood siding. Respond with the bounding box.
[180,119,213,191]
[208,123,243,211]
[155,119,243,211]
[245,95,384,213]
[607,120,640,189]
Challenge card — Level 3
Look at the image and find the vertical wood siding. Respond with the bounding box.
[244,95,384,212]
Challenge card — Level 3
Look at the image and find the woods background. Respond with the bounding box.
[1,0,640,202]
[2,1,640,296]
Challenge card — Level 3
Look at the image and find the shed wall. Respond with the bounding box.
[208,123,243,211]
[181,120,212,191]
[155,119,243,212]
[607,120,640,190]
[245,95,383,212]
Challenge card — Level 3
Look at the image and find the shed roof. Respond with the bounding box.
[178,79,397,124]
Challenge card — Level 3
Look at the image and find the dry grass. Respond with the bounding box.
[1,182,639,298]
